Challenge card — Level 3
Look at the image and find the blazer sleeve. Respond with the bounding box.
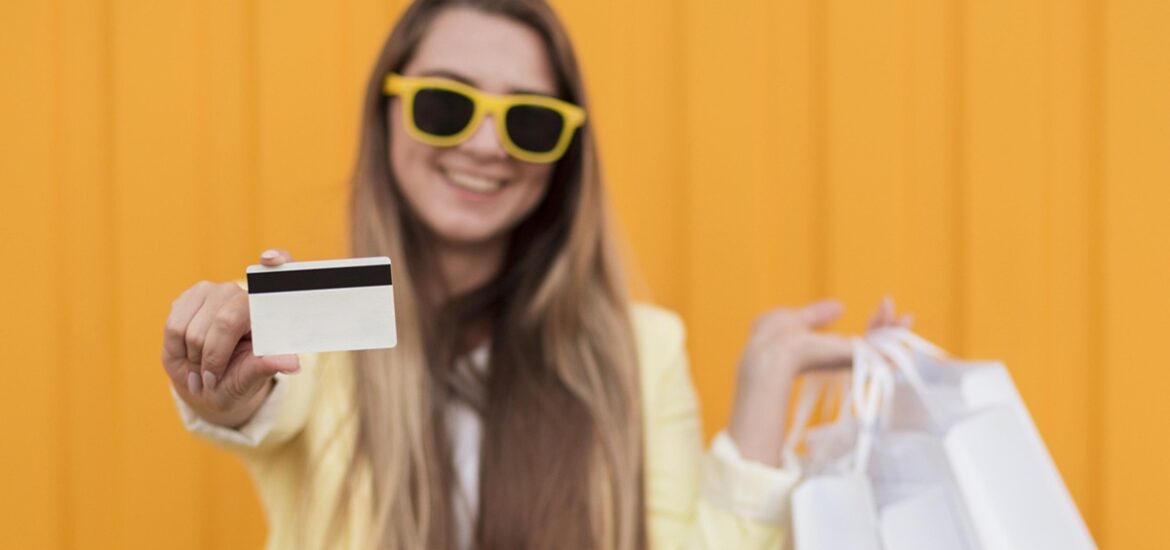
[640,307,801,550]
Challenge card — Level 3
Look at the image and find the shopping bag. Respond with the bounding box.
[866,430,978,550]
[792,473,882,550]
[879,486,971,549]
[868,329,1097,550]
[789,342,892,550]
[861,331,980,550]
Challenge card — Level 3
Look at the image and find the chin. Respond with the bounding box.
[430,220,509,248]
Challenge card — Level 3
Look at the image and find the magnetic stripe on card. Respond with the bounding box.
[247,264,393,294]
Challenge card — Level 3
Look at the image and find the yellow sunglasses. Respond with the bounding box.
[383,73,586,164]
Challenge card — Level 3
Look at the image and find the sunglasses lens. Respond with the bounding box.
[413,88,474,137]
[505,105,566,154]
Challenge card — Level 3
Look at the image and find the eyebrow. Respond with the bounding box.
[417,69,555,97]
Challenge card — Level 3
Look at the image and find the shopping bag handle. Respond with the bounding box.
[781,337,905,474]
[866,327,949,359]
[781,372,829,468]
[866,327,951,427]
[851,338,895,474]
[786,339,893,472]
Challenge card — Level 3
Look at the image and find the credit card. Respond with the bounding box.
[246,256,397,356]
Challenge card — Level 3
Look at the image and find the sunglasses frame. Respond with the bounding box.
[383,73,586,164]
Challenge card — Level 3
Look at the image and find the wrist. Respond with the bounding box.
[737,344,800,388]
[727,379,792,467]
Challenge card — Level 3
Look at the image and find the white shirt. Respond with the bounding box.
[445,344,489,550]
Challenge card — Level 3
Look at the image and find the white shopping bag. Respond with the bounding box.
[796,427,977,550]
[880,486,971,549]
[867,430,978,550]
[869,329,1097,550]
[793,473,882,550]
[789,343,891,550]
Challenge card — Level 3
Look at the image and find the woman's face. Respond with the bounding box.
[390,7,559,247]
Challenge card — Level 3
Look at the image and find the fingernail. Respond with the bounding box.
[261,249,278,261]
[187,371,202,394]
[903,314,915,326]
[202,370,217,391]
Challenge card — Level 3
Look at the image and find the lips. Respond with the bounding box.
[444,168,504,194]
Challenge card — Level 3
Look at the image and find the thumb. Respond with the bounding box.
[259,353,300,374]
[226,352,300,399]
[260,248,295,267]
[795,333,855,372]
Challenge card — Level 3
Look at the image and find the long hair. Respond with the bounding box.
[335,1,646,548]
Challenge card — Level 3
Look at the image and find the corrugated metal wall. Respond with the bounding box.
[2,0,1166,547]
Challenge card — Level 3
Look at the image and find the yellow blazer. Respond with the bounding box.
[175,304,799,549]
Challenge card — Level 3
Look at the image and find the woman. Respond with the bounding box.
[162,0,908,548]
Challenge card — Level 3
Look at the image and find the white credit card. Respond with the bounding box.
[246,256,397,356]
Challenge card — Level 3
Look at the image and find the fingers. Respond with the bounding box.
[172,341,298,428]
[799,297,913,370]
[793,333,855,372]
[866,296,894,332]
[199,292,252,390]
[866,296,916,332]
[799,299,845,328]
[162,272,300,426]
[185,370,201,395]
[260,248,294,267]
[183,284,236,372]
[754,299,843,339]
[162,282,210,373]
[761,296,914,338]
[184,296,218,368]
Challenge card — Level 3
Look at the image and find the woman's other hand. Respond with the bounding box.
[160,248,301,428]
[727,297,912,466]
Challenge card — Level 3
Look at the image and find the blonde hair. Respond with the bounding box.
[327,1,646,548]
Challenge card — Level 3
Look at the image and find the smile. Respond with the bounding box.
[444,169,504,194]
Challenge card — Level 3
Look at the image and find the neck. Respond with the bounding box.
[432,237,505,349]
[434,236,507,300]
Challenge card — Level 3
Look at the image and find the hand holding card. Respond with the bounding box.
[162,249,304,428]
[247,256,398,356]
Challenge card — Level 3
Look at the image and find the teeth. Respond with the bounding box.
[447,170,502,193]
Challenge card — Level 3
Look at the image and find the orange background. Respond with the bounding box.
[2,0,1168,548]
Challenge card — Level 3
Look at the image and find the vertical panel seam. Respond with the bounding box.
[1041,0,1058,502]
[249,0,263,255]
[1041,0,1054,374]
[676,0,693,325]
[337,0,351,244]
[101,0,124,545]
[50,0,73,545]
[952,0,967,355]
[761,0,781,306]
[812,0,828,298]
[193,3,214,547]
[902,0,916,312]
[671,0,688,313]
[1086,0,1105,539]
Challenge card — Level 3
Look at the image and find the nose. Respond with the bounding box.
[459,114,509,160]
